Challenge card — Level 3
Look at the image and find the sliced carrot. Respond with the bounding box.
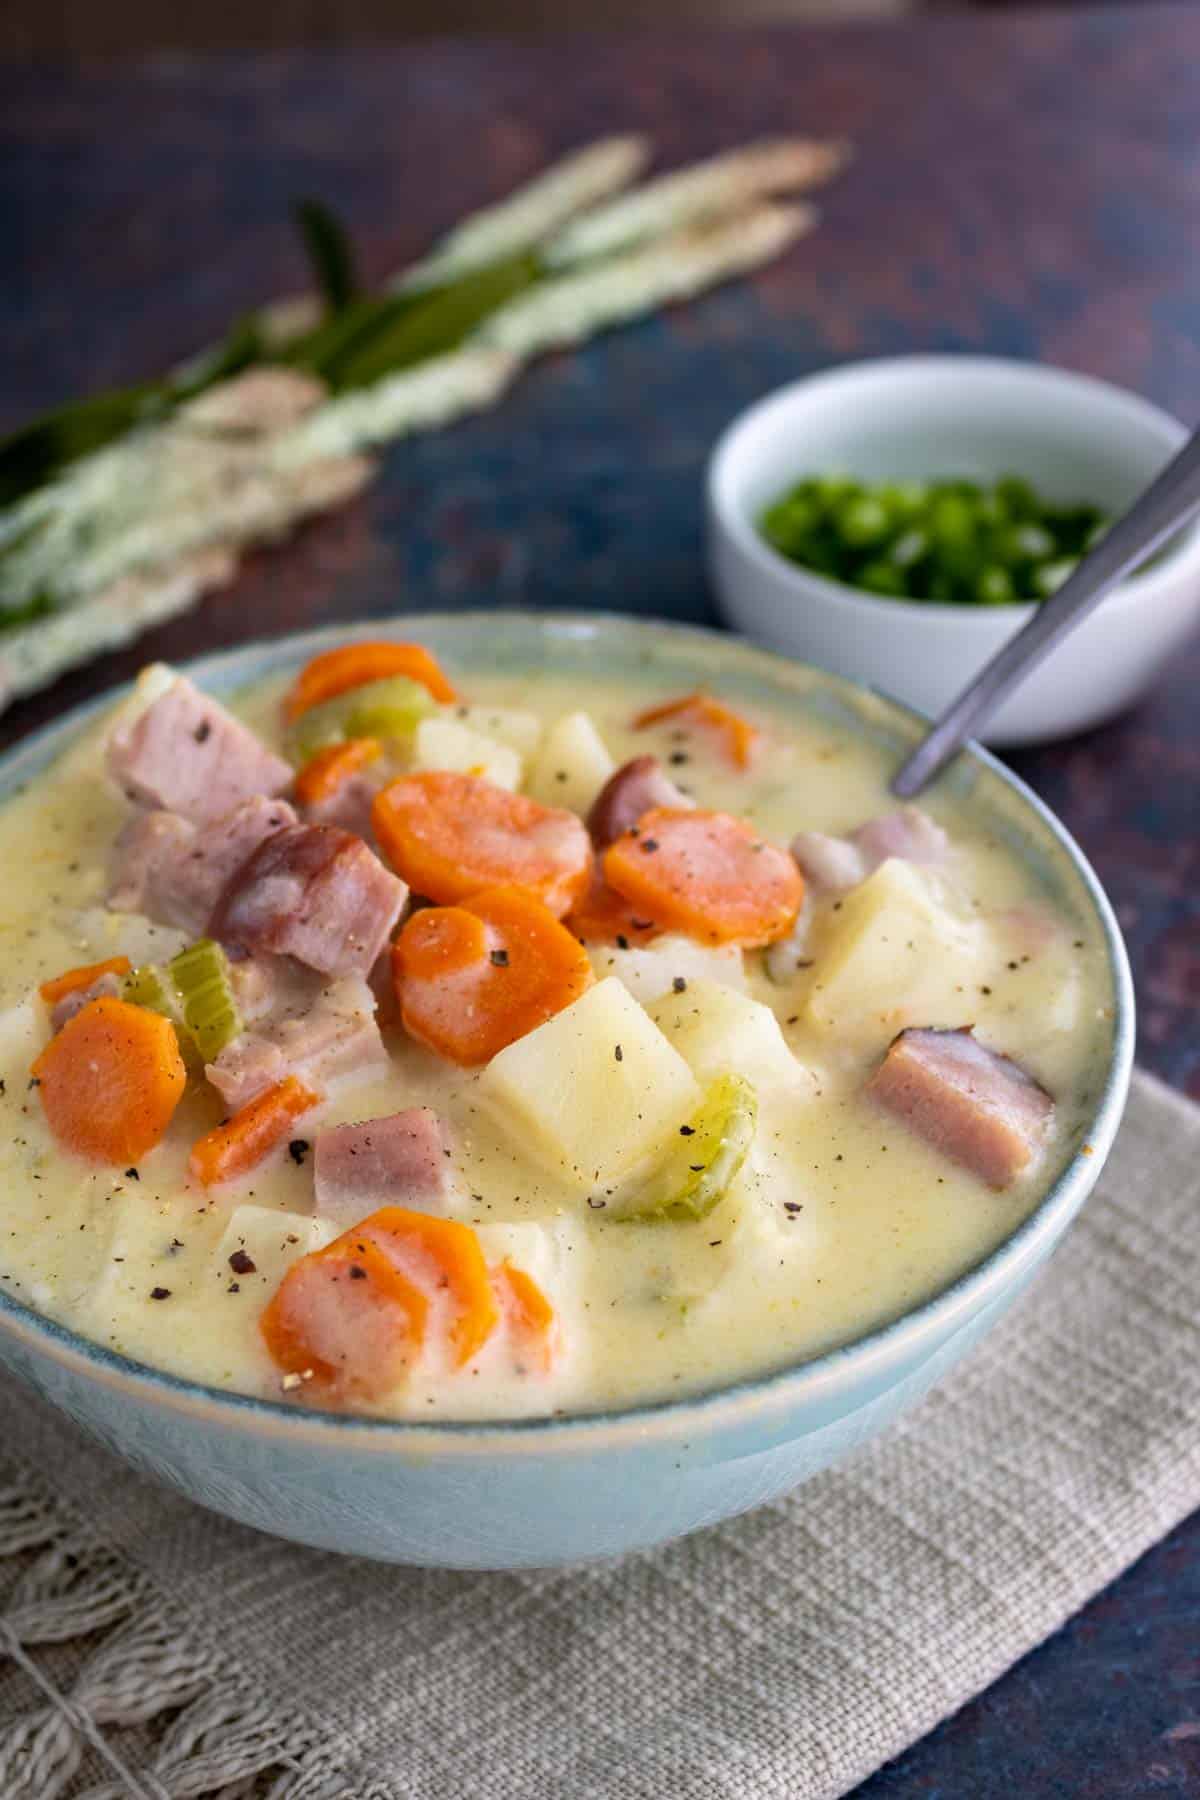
[38,956,132,1007]
[494,1259,560,1374]
[189,1075,320,1187]
[602,807,804,947]
[372,771,593,917]
[566,873,664,947]
[261,1235,428,1401]
[359,1206,499,1368]
[33,997,185,1165]
[394,884,594,1066]
[634,693,760,770]
[285,642,457,721]
[294,737,382,807]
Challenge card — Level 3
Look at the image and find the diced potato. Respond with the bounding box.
[527,711,615,815]
[445,704,542,760]
[477,977,699,1190]
[206,1204,335,1301]
[805,860,989,1038]
[648,978,809,1091]
[412,716,522,790]
[587,933,746,1005]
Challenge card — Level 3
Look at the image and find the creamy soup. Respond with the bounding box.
[0,642,1113,1419]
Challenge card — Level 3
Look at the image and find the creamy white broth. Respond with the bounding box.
[0,666,1113,1418]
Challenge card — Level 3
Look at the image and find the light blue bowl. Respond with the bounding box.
[0,614,1134,1569]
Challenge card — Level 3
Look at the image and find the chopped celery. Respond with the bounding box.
[618,1074,757,1223]
[123,964,179,1019]
[168,939,242,1062]
[286,673,435,764]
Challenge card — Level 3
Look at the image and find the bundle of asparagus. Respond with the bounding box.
[0,134,849,712]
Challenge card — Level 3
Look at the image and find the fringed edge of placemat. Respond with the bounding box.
[0,1455,387,1800]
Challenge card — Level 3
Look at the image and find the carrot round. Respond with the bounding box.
[394,884,594,1066]
[33,996,186,1165]
[38,956,132,1007]
[372,771,593,916]
[360,1206,498,1368]
[190,1075,320,1187]
[633,693,760,770]
[294,737,381,808]
[494,1260,560,1374]
[261,1235,428,1401]
[566,874,663,947]
[285,642,457,721]
[602,807,804,947]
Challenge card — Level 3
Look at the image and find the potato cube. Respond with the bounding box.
[206,1204,335,1300]
[806,860,988,1038]
[477,977,699,1190]
[446,704,542,759]
[648,978,808,1091]
[527,711,615,815]
[413,716,522,790]
[587,934,746,1005]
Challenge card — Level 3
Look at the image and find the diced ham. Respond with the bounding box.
[855,807,949,870]
[108,797,298,936]
[50,971,124,1033]
[867,1026,1054,1189]
[209,824,407,979]
[789,832,869,895]
[107,675,292,827]
[207,975,386,1111]
[313,1108,453,1228]
[791,806,949,896]
[301,767,386,842]
[587,756,691,848]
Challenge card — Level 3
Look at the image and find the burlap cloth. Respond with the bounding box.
[0,1067,1195,1799]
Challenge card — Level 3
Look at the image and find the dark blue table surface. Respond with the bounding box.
[1,8,1198,1791]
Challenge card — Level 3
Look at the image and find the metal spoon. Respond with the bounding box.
[891,425,1200,798]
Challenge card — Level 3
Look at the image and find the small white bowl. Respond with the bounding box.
[707,355,1200,745]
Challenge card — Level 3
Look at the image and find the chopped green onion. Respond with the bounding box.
[617,1074,757,1223]
[758,473,1114,608]
[168,939,242,1062]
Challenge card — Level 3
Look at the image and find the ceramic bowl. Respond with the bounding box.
[707,355,1200,745]
[0,613,1133,1568]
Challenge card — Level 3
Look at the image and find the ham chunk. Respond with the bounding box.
[792,806,948,896]
[301,766,387,842]
[51,971,124,1033]
[587,756,691,848]
[107,674,292,826]
[207,975,386,1111]
[313,1108,453,1228]
[108,797,298,936]
[867,1027,1054,1188]
[210,824,407,979]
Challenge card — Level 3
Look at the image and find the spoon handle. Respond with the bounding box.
[891,424,1200,798]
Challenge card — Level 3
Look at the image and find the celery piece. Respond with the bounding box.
[619,1074,757,1223]
[287,674,435,765]
[123,964,179,1020]
[168,939,242,1063]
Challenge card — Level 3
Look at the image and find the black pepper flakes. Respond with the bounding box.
[490,948,510,967]
[125,1166,139,1180]
[149,1287,172,1301]
[616,935,629,951]
[193,719,212,743]
[229,1249,257,1275]
[349,1265,367,1281]
[288,1139,310,1166]
[672,976,688,994]
[640,838,659,854]
[614,1044,623,1062]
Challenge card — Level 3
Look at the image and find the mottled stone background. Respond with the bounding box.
[1,8,1197,1791]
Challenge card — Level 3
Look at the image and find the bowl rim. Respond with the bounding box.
[706,351,1200,628]
[0,610,1135,1455]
